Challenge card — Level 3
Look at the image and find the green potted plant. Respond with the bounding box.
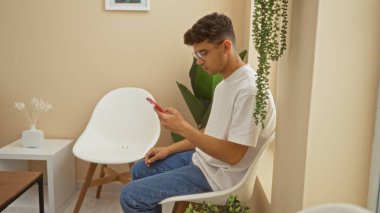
[185,195,249,213]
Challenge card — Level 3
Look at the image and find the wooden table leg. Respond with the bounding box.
[37,174,44,213]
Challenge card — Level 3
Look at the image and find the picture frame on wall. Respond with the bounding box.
[105,0,150,11]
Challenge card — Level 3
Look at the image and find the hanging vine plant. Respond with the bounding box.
[252,0,288,127]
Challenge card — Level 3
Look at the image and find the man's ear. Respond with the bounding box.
[223,40,233,55]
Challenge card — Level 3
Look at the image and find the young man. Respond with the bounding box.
[120,12,276,213]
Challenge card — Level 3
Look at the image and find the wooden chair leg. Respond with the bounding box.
[128,162,134,181]
[96,164,106,198]
[73,162,97,213]
[172,201,190,213]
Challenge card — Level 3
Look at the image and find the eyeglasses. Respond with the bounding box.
[192,40,225,61]
[192,50,208,61]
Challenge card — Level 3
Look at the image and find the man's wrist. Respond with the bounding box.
[181,123,201,143]
[165,146,174,156]
[179,122,189,137]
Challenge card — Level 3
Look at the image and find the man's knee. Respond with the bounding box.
[131,159,146,180]
[120,183,140,211]
[120,185,132,211]
[120,182,157,212]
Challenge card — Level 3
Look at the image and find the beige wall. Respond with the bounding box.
[272,0,380,212]
[0,0,250,179]
[304,0,380,207]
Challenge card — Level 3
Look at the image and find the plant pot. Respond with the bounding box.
[22,125,44,148]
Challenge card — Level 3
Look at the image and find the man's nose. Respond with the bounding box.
[195,58,204,65]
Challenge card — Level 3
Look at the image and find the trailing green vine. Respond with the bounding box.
[252,0,288,127]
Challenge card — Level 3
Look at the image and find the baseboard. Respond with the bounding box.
[76,180,125,192]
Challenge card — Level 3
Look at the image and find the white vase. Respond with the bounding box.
[22,124,44,148]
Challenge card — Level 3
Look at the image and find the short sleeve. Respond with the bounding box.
[227,93,261,147]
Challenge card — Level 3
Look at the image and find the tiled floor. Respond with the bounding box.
[2,189,124,213]
[60,190,124,213]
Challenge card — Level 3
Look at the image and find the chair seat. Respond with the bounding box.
[74,142,148,164]
[73,133,155,164]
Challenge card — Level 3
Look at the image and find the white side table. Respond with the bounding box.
[0,139,76,213]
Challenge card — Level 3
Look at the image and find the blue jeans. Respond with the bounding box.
[119,151,212,213]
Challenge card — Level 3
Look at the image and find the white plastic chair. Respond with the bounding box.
[72,87,160,213]
[160,136,274,213]
[296,203,372,213]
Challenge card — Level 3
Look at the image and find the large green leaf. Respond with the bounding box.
[199,102,212,129]
[189,58,198,91]
[171,132,185,142]
[239,49,248,62]
[212,74,223,95]
[189,59,214,100]
[177,82,206,127]
[194,67,213,100]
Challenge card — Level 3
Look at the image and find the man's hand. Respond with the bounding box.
[144,147,170,167]
[154,107,190,135]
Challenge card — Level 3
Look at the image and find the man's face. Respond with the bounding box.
[192,40,227,76]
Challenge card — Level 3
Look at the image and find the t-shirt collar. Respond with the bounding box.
[224,64,249,83]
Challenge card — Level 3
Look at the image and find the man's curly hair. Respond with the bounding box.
[184,12,236,46]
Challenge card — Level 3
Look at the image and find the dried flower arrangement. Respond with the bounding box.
[14,97,54,128]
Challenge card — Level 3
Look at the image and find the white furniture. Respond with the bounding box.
[0,139,76,213]
[160,137,274,213]
[72,87,160,212]
[296,203,372,213]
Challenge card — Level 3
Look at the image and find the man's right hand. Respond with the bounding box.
[144,147,170,167]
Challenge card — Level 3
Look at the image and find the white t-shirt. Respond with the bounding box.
[192,64,276,191]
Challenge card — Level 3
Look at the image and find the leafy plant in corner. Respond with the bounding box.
[185,195,249,213]
[171,50,247,142]
[252,0,288,127]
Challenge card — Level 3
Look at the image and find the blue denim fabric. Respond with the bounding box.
[120,151,212,213]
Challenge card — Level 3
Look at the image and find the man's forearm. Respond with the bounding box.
[167,139,196,155]
[181,124,248,165]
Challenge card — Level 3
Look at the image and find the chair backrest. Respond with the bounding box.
[160,136,274,211]
[296,203,373,213]
[214,136,273,204]
[73,87,160,164]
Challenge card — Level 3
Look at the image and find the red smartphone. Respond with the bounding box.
[146,97,166,113]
